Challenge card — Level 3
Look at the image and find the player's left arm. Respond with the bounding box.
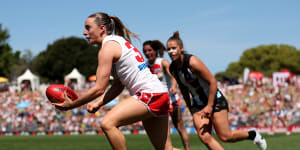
[162,59,177,94]
[87,78,124,113]
[189,56,217,118]
[100,78,124,106]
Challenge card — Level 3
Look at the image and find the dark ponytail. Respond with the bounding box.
[152,40,165,57]
[167,31,184,49]
[143,40,165,57]
[88,12,139,43]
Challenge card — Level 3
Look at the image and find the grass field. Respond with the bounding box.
[0,133,299,150]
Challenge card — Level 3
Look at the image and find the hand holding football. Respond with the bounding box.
[46,84,78,103]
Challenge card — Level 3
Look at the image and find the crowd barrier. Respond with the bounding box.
[1,125,300,136]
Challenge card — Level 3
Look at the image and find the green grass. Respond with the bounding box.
[0,133,299,150]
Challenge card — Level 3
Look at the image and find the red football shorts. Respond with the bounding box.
[134,92,170,117]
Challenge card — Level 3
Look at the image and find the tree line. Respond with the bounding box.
[1,24,300,83]
[0,24,99,83]
[215,44,300,80]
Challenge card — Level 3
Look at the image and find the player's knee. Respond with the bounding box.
[218,134,232,142]
[100,118,113,131]
[197,132,213,144]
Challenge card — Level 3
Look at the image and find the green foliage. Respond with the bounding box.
[32,37,99,82]
[0,24,21,79]
[218,44,300,79]
[21,49,33,66]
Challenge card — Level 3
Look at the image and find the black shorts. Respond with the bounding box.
[189,96,229,114]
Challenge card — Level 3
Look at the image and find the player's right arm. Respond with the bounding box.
[55,40,121,110]
[162,59,177,94]
[178,84,192,108]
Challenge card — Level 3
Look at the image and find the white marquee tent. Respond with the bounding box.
[17,69,40,91]
[64,68,86,90]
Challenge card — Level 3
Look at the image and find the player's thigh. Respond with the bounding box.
[170,106,179,123]
[142,116,169,145]
[172,106,184,126]
[212,109,231,136]
[102,96,152,127]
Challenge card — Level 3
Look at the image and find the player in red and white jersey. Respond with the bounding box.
[143,40,191,150]
[53,12,173,150]
[103,36,167,96]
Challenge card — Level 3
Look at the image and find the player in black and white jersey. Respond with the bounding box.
[166,31,267,150]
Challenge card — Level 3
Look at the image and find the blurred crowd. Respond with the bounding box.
[221,81,300,128]
[0,78,300,134]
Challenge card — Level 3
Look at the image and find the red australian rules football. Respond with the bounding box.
[46,84,78,103]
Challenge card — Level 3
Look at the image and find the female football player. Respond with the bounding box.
[53,12,173,150]
[165,31,267,150]
[143,40,191,150]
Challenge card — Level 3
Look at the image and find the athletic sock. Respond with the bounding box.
[248,130,256,140]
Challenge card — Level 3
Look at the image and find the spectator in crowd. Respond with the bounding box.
[270,92,291,135]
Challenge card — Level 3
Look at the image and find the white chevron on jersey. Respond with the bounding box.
[147,57,178,102]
